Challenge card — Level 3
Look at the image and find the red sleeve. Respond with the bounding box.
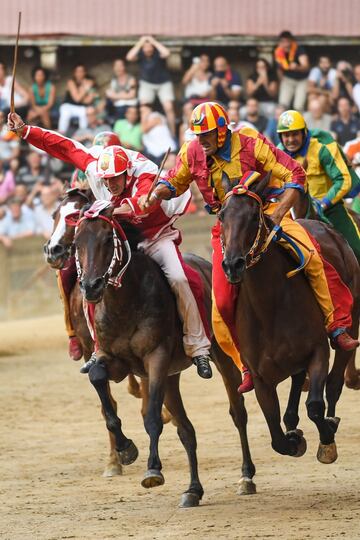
[22,125,95,172]
[122,173,161,215]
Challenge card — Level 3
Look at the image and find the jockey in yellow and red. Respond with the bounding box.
[142,101,358,393]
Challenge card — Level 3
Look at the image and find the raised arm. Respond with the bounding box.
[126,36,147,62]
[8,112,95,172]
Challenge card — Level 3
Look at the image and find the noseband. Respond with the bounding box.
[67,212,132,289]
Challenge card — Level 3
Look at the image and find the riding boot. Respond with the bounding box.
[330,329,359,352]
[237,369,254,393]
[69,336,83,361]
[192,354,213,379]
[80,352,97,374]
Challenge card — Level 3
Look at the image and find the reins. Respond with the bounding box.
[223,184,313,278]
[66,211,132,289]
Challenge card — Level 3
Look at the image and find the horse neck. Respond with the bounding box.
[240,244,290,326]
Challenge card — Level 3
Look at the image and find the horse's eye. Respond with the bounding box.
[218,212,223,223]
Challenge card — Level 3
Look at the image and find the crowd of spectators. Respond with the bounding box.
[1,30,360,246]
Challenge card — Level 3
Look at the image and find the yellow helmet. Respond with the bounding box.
[190,101,230,147]
[277,110,307,133]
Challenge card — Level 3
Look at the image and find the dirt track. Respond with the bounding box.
[1,315,360,540]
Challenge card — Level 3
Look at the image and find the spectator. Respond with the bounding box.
[0,61,28,117]
[113,106,142,151]
[246,58,278,117]
[105,59,137,122]
[228,100,255,131]
[0,159,15,204]
[242,98,267,133]
[330,97,360,147]
[58,64,98,134]
[303,98,332,131]
[265,104,286,145]
[209,56,242,105]
[307,56,336,111]
[73,106,111,147]
[178,102,196,146]
[351,64,360,114]
[126,35,176,136]
[140,104,177,165]
[0,197,36,248]
[18,151,47,190]
[0,110,20,161]
[13,183,28,205]
[27,67,56,129]
[182,54,212,104]
[32,184,60,239]
[332,61,355,104]
[274,30,309,111]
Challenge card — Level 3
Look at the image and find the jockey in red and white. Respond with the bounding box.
[8,112,213,379]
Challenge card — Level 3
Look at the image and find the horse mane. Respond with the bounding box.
[78,203,143,251]
[116,219,143,251]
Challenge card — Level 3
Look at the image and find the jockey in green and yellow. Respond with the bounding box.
[277,110,360,262]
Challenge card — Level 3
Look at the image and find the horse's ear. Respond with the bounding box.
[250,171,271,202]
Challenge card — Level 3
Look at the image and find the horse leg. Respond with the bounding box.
[88,360,139,466]
[254,378,307,457]
[283,371,307,432]
[141,349,168,489]
[127,374,142,398]
[326,349,351,418]
[163,373,204,508]
[345,301,360,389]
[101,383,122,477]
[213,348,256,495]
[306,349,338,464]
[344,352,360,389]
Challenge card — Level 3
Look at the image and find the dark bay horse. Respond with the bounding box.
[292,191,360,391]
[73,202,256,507]
[219,175,354,464]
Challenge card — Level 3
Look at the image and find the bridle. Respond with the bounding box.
[222,184,278,269]
[221,184,312,277]
[66,211,132,289]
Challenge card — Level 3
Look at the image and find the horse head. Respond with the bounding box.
[74,202,140,303]
[219,171,271,284]
[44,188,91,269]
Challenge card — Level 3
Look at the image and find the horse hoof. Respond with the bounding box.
[118,440,138,466]
[286,429,307,457]
[102,463,123,477]
[237,477,257,495]
[141,469,165,489]
[317,442,338,464]
[179,492,200,508]
[345,376,360,390]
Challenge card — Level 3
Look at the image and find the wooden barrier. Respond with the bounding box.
[0,213,215,320]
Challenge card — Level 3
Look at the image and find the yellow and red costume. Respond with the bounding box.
[161,123,353,370]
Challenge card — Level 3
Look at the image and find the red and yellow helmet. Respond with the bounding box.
[96,145,130,179]
[190,101,230,147]
[92,131,121,148]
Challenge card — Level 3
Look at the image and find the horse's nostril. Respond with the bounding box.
[53,244,65,255]
[92,277,105,291]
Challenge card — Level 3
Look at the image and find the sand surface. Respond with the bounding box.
[1,315,359,540]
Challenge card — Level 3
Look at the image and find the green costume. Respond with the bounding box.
[279,129,360,262]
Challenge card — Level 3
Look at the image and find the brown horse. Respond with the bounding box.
[219,175,354,464]
[292,191,360,391]
[73,202,256,507]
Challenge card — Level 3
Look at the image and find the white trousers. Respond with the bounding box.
[279,76,308,112]
[141,228,211,358]
[58,103,88,134]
